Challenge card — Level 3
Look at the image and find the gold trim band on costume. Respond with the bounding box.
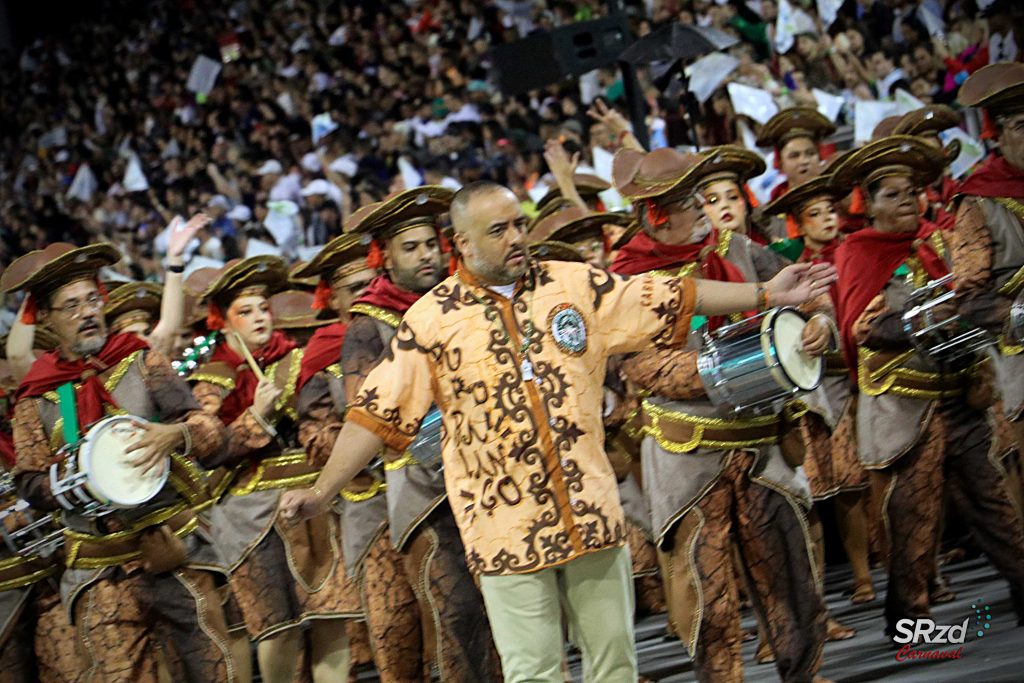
[341,479,386,502]
[349,303,402,328]
[641,400,781,453]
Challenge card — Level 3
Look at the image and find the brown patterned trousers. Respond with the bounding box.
[361,508,503,683]
[658,451,826,683]
[0,585,84,683]
[876,401,1024,634]
[72,567,236,683]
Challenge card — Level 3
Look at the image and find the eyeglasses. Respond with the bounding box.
[51,294,104,318]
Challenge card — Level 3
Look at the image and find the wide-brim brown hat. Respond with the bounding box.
[756,107,837,149]
[871,115,903,141]
[269,289,337,329]
[103,281,163,333]
[291,232,374,281]
[528,241,586,263]
[528,206,631,244]
[894,105,960,137]
[613,147,715,200]
[535,173,612,213]
[611,219,642,251]
[692,145,767,189]
[0,243,121,295]
[959,62,1024,116]
[201,255,289,305]
[761,175,839,218]
[829,135,946,192]
[0,325,59,359]
[350,186,454,239]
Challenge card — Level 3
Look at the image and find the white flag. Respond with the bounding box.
[727,82,779,125]
[686,52,740,104]
[67,163,98,202]
[917,5,945,38]
[186,55,222,95]
[939,127,985,179]
[817,0,842,28]
[854,100,899,144]
[397,156,423,190]
[894,88,927,115]
[813,88,845,122]
[591,146,625,210]
[775,0,797,53]
[123,154,149,192]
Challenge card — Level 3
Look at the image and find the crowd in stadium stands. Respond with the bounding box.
[0,0,1020,335]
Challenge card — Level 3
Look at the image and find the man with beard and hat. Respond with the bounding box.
[832,135,1024,637]
[320,187,503,682]
[279,178,834,683]
[892,105,963,231]
[0,326,85,683]
[952,62,1024,500]
[0,243,236,683]
[608,146,834,682]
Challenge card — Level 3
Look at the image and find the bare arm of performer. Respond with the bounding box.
[147,213,210,356]
[543,139,588,211]
[5,298,36,381]
[693,261,836,316]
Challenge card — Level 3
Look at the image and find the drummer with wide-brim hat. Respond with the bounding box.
[188,254,362,683]
[608,146,831,683]
[527,205,631,269]
[1,242,235,683]
[951,63,1024,482]
[893,104,963,229]
[757,106,836,203]
[326,185,503,682]
[832,134,1024,636]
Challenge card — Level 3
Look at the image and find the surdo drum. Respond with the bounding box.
[697,307,824,412]
[49,415,169,515]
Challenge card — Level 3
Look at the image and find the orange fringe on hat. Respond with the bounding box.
[848,186,866,217]
[312,279,332,310]
[743,184,760,209]
[366,240,385,270]
[20,294,37,324]
[206,301,225,331]
[786,215,801,240]
[448,253,459,276]
[644,199,670,227]
[981,110,999,140]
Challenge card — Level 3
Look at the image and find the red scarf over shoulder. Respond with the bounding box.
[210,330,296,425]
[610,228,750,330]
[834,220,948,375]
[958,153,1024,200]
[296,322,347,392]
[15,333,150,432]
[352,274,422,314]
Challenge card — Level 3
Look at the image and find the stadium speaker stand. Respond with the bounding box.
[490,15,632,96]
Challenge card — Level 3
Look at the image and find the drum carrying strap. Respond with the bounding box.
[56,382,81,446]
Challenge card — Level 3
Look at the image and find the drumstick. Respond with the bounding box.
[231,331,266,382]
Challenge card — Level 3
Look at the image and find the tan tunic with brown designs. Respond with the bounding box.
[346,261,697,576]
[619,231,821,545]
[951,195,1024,420]
[12,349,227,614]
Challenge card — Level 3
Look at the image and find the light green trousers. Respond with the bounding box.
[479,544,638,683]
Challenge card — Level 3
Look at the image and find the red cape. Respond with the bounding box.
[296,322,347,392]
[352,275,421,314]
[15,333,150,433]
[210,330,297,425]
[958,153,1024,200]
[834,221,949,376]
[610,228,750,330]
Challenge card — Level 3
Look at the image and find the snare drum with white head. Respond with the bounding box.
[49,415,169,515]
[697,307,823,412]
[902,274,993,364]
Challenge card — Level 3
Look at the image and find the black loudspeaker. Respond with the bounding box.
[491,15,632,95]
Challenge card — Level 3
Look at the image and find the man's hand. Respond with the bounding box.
[167,213,211,261]
[280,488,326,523]
[587,99,631,138]
[125,422,183,476]
[767,262,837,308]
[801,315,834,357]
[543,138,579,182]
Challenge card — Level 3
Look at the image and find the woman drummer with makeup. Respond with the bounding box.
[833,136,1024,637]
[190,256,358,683]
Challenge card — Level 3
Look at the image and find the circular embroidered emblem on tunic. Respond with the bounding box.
[548,303,587,355]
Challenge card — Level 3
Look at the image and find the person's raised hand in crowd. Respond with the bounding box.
[543,139,587,211]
